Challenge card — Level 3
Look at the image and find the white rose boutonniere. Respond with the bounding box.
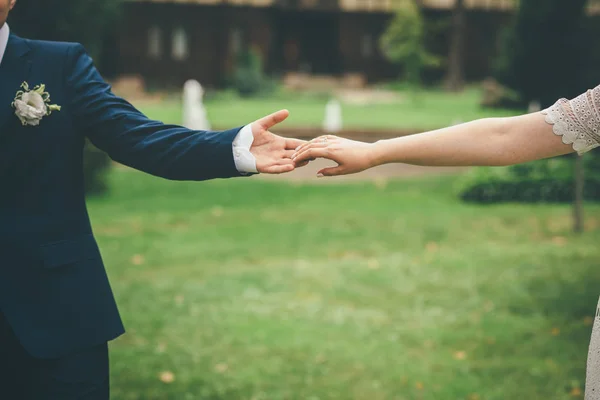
[12,82,61,127]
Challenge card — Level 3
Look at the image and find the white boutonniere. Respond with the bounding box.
[12,82,61,126]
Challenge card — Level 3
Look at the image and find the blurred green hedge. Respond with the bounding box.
[228,48,278,97]
[457,154,600,203]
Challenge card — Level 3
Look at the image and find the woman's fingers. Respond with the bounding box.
[292,147,331,163]
[317,166,344,177]
[295,135,338,154]
[295,160,310,168]
[292,142,328,159]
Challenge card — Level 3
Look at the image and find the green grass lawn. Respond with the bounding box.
[135,87,518,131]
[88,168,600,399]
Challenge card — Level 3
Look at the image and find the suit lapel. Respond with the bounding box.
[0,34,33,131]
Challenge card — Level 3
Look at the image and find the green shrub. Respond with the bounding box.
[379,1,441,89]
[9,0,123,63]
[457,155,600,203]
[460,178,600,204]
[231,48,273,98]
[493,0,589,108]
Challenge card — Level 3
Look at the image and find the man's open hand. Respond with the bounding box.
[250,110,307,174]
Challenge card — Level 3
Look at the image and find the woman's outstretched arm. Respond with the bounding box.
[292,86,600,177]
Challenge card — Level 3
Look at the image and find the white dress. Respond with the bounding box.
[542,85,600,399]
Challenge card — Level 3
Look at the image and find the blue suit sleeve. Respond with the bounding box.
[65,43,242,181]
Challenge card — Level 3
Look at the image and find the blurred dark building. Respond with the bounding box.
[113,0,520,87]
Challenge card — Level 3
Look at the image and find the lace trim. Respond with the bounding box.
[541,86,600,155]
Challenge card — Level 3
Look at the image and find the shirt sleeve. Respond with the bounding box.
[232,124,258,174]
[542,85,600,155]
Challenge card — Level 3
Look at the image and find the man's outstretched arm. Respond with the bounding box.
[65,43,304,180]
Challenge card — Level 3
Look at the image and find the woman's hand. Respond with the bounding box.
[292,135,379,177]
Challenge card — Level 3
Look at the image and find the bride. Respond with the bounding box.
[292,85,600,398]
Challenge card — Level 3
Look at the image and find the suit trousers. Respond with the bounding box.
[0,312,109,399]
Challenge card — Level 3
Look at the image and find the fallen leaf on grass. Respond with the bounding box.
[215,363,228,373]
[570,386,582,397]
[159,371,175,383]
[426,242,439,252]
[367,259,380,269]
[131,254,145,265]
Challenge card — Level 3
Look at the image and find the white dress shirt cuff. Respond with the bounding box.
[232,124,258,174]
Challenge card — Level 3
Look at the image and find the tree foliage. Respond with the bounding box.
[233,48,268,97]
[457,156,600,204]
[8,0,123,62]
[380,1,440,87]
[495,0,589,108]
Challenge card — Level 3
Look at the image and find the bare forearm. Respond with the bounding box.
[371,113,574,168]
[293,86,598,177]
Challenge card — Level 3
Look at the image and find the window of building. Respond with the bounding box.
[172,27,189,61]
[148,26,162,59]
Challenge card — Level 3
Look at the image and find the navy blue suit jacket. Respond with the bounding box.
[0,34,244,359]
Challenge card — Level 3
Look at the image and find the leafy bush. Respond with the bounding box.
[493,0,589,108]
[379,1,441,88]
[457,155,600,203]
[8,0,123,62]
[83,141,111,196]
[460,178,600,204]
[231,48,274,98]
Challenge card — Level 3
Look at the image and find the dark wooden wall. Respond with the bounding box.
[117,3,274,88]
[338,12,397,82]
[116,2,514,88]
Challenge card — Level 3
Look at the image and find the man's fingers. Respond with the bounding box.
[284,150,296,159]
[264,163,295,174]
[258,157,294,174]
[255,109,290,131]
[277,158,295,166]
[285,137,306,150]
[317,166,344,177]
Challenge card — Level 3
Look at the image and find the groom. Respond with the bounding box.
[0,0,305,398]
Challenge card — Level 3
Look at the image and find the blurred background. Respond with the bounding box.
[8,0,600,398]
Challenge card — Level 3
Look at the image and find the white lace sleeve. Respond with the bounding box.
[541,85,600,155]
